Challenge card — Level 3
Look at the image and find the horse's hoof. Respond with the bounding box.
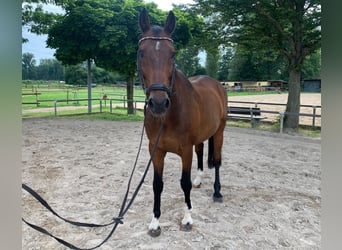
[213,194,223,203]
[180,222,193,232]
[148,227,161,237]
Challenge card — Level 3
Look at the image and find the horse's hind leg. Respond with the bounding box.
[193,142,204,188]
[208,136,214,169]
[212,125,225,202]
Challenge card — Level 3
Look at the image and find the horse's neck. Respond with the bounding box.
[170,70,195,111]
[173,70,193,96]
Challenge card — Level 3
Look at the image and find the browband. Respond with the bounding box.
[138,36,174,45]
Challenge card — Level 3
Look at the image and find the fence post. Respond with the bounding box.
[54,100,57,116]
[312,105,316,127]
[100,99,102,113]
[110,99,113,113]
[35,89,39,107]
[123,95,126,108]
[73,91,78,104]
[250,107,256,128]
[279,111,285,133]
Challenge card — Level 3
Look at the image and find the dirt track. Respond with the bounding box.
[22,118,321,249]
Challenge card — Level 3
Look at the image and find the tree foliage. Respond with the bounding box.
[45,0,201,113]
[176,48,202,77]
[22,53,65,80]
[205,50,219,79]
[195,0,321,130]
[22,53,37,79]
[22,0,67,42]
[46,0,112,65]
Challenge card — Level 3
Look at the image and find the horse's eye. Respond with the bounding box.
[139,50,144,58]
[171,52,176,60]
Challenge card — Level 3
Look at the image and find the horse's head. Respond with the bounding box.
[138,9,176,117]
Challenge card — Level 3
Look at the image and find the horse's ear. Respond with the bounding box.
[164,11,176,35]
[139,9,150,33]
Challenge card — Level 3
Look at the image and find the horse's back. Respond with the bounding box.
[188,75,227,116]
[187,75,227,143]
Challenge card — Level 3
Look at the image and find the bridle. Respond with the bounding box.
[137,36,176,99]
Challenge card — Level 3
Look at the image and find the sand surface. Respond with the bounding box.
[22,118,321,249]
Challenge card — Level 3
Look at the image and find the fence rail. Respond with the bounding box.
[228,100,321,132]
[51,98,146,116]
[23,96,321,132]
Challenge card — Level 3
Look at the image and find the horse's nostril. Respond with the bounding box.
[164,98,170,109]
[148,98,154,108]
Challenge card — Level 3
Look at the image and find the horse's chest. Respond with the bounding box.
[146,129,185,154]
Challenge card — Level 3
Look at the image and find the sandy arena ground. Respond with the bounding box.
[22,118,321,249]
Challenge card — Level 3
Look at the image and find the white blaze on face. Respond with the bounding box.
[155,41,160,51]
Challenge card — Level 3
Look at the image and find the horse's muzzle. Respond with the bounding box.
[147,96,170,116]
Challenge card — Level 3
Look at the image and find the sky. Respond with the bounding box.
[22,0,195,64]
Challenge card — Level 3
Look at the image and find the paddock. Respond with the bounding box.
[22,118,321,249]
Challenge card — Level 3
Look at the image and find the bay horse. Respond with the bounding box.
[138,9,227,237]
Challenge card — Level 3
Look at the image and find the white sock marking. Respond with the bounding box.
[193,169,203,187]
[149,216,160,230]
[182,206,193,225]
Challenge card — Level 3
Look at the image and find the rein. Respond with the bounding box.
[22,115,166,250]
[23,35,175,249]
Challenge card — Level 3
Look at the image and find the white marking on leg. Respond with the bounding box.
[149,216,160,230]
[193,169,203,187]
[181,206,193,225]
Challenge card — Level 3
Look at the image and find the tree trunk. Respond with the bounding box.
[126,74,134,114]
[87,58,92,113]
[284,67,301,131]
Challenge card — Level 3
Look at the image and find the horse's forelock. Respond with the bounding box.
[151,25,163,35]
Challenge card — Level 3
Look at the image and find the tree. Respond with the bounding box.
[36,58,65,80]
[47,0,113,112]
[44,0,200,114]
[95,2,199,114]
[228,45,288,81]
[22,0,67,42]
[95,0,148,114]
[22,53,37,80]
[217,47,233,81]
[302,48,321,79]
[205,50,219,79]
[195,0,321,130]
[176,47,202,77]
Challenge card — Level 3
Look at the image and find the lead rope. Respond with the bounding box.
[22,111,165,250]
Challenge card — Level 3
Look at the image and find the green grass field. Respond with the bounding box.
[22,85,146,109]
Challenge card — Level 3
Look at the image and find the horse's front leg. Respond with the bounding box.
[180,145,193,231]
[148,146,166,237]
